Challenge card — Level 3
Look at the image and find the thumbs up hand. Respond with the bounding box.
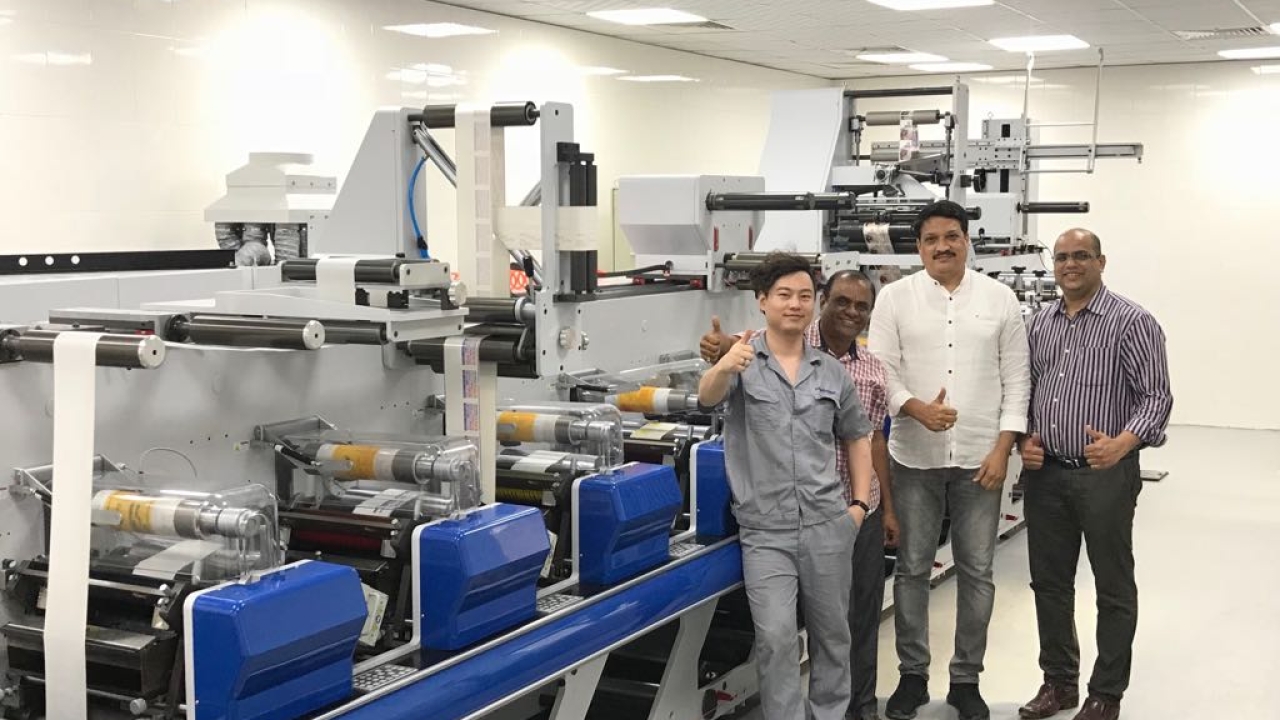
[715,329,757,375]
[914,387,959,433]
[1020,432,1044,471]
[1083,424,1136,470]
[699,315,737,364]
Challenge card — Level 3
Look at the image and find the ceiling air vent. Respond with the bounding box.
[1174,26,1273,40]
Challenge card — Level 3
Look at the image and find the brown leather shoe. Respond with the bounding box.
[1018,683,1080,719]
[1071,697,1119,720]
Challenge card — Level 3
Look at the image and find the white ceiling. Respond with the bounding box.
[433,0,1280,78]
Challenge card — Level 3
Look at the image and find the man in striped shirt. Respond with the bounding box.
[701,270,896,720]
[1017,228,1172,720]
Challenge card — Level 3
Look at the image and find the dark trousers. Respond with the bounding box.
[1024,453,1143,702]
[848,508,886,717]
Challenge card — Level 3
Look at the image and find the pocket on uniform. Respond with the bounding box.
[743,383,782,430]
[797,387,839,443]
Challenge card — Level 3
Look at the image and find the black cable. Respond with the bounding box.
[597,262,671,278]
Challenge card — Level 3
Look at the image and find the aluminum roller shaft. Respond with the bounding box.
[1,329,166,369]
[169,315,324,350]
[411,101,539,129]
[578,387,701,414]
[306,442,475,486]
[463,297,537,326]
[280,258,407,284]
[706,192,856,212]
[496,411,617,446]
[863,110,943,126]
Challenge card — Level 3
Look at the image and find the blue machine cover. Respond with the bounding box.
[578,463,682,586]
[417,503,549,651]
[187,560,366,720]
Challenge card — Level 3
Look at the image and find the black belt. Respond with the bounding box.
[1045,454,1088,469]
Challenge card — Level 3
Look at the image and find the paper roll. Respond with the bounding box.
[316,257,360,303]
[44,331,102,720]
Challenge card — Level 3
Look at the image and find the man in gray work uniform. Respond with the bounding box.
[699,252,874,720]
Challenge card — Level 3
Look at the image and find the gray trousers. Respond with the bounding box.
[740,513,858,720]
[848,508,886,718]
[892,460,1002,684]
[1024,454,1142,702]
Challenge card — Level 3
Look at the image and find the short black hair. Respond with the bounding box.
[822,269,876,303]
[912,199,969,238]
[750,252,816,297]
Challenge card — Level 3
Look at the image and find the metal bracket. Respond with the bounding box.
[546,654,608,720]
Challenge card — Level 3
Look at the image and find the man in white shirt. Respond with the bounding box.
[869,200,1030,720]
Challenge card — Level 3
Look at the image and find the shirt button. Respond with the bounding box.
[1053,398,1059,403]
[948,370,953,374]
[1059,373,1064,378]
[1064,349,1070,354]
[1051,424,1058,429]
[948,320,953,325]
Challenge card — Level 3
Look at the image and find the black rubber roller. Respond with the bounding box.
[413,102,539,129]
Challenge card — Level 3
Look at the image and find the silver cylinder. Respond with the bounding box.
[179,316,325,350]
[4,330,166,369]
[864,110,942,127]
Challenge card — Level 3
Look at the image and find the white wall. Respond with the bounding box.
[0,0,821,271]
[840,62,1280,431]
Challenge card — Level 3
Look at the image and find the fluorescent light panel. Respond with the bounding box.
[578,66,628,75]
[587,8,707,26]
[865,0,993,10]
[910,61,993,72]
[383,23,496,38]
[1251,64,1280,73]
[618,74,698,82]
[857,51,947,64]
[989,34,1088,52]
[1219,46,1280,59]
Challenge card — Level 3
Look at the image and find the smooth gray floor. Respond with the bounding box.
[744,426,1280,719]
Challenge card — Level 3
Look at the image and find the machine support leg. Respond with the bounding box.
[548,654,608,720]
[647,600,716,720]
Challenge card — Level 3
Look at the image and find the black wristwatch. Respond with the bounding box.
[850,500,870,514]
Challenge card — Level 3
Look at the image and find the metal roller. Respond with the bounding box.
[579,387,701,414]
[864,110,942,126]
[844,205,983,222]
[317,320,385,345]
[92,490,263,539]
[302,441,475,487]
[412,101,540,129]
[464,297,537,326]
[496,411,617,446]
[407,336,528,365]
[706,192,855,212]
[169,315,324,351]
[1,329,165,369]
[328,488,455,517]
[1018,202,1090,214]
[280,258,406,284]
[721,253,822,275]
[496,451,602,475]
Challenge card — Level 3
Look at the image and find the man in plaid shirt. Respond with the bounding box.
[702,270,897,720]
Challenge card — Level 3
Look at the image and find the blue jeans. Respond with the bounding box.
[891,460,1002,684]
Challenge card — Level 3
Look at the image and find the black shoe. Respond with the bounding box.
[946,683,990,720]
[885,675,929,720]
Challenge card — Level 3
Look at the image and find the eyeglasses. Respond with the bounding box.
[1053,251,1097,264]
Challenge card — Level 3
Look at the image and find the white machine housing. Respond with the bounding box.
[617,175,763,292]
[204,152,335,227]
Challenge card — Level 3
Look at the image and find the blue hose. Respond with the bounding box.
[408,157,429,258]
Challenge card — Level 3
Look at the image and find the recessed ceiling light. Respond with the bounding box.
[13,51,92,66]
[587,8,708,26]
[1219,46,1280,59]
[989,34,1089,52]
[865,0,993,10]
[383,23,496,38]
[910,61,993,72]
[1271,22,1280,34]
[578,66,628,76]
[1252,64,1280,74]
[618,74,699,82]
[857,51,948,64]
